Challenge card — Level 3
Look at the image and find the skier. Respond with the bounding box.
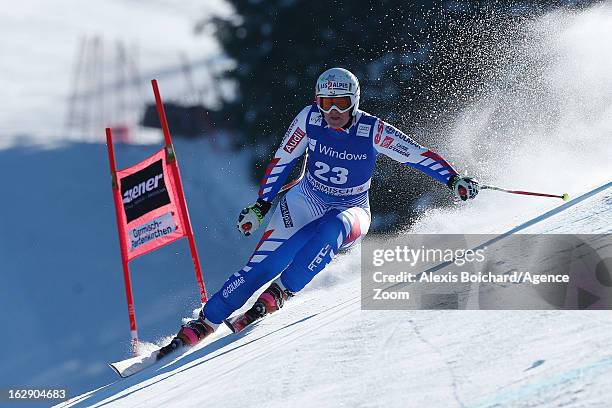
[158,67,478,357]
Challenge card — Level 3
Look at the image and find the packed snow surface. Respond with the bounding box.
[59,182,612,407]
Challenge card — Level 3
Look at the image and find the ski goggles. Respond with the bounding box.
[316,96,355,114]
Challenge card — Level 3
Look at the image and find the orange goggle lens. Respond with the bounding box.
[317,96,353,112]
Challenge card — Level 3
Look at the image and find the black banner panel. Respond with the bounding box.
[120,159,171,223]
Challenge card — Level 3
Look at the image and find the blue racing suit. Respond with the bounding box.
[203,104,458,324]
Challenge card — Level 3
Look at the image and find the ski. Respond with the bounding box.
[110,314,257,377]
[110,338,193,378]
[111,306,269,377]
[108,350,163,378]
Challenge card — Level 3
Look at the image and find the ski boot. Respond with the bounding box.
[225,280,294,333]
[157,311,217,360]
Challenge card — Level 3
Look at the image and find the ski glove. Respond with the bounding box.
[237,198,272,236]
[447,175,479,201]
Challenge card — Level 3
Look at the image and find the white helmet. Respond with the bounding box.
[315,67,360,116]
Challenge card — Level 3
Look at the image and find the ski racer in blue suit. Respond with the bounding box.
[158,68,479,356]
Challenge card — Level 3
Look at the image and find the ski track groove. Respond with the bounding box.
[408,317,467,408]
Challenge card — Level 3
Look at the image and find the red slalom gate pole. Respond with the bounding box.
[106,128,139,355]
[151,79,208,303]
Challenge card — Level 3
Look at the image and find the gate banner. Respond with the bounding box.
[115,148,186,260]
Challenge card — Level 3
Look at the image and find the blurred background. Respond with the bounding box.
[0,0,610,401]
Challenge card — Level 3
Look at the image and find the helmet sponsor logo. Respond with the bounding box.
[316,69,359,102]
[319,80,350,93]
[356,124,371,138]
[381,136,394,148]
[283,127,306,153]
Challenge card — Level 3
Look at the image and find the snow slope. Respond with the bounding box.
[59,181,612,408]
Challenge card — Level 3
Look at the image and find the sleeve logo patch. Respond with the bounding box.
[309,112,322,125]
[374,120,384,144]
[283,128,306,153]
[381,136,394,148]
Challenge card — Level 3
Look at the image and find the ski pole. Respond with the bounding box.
[481,184,569,201]
[280,151,308,193]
